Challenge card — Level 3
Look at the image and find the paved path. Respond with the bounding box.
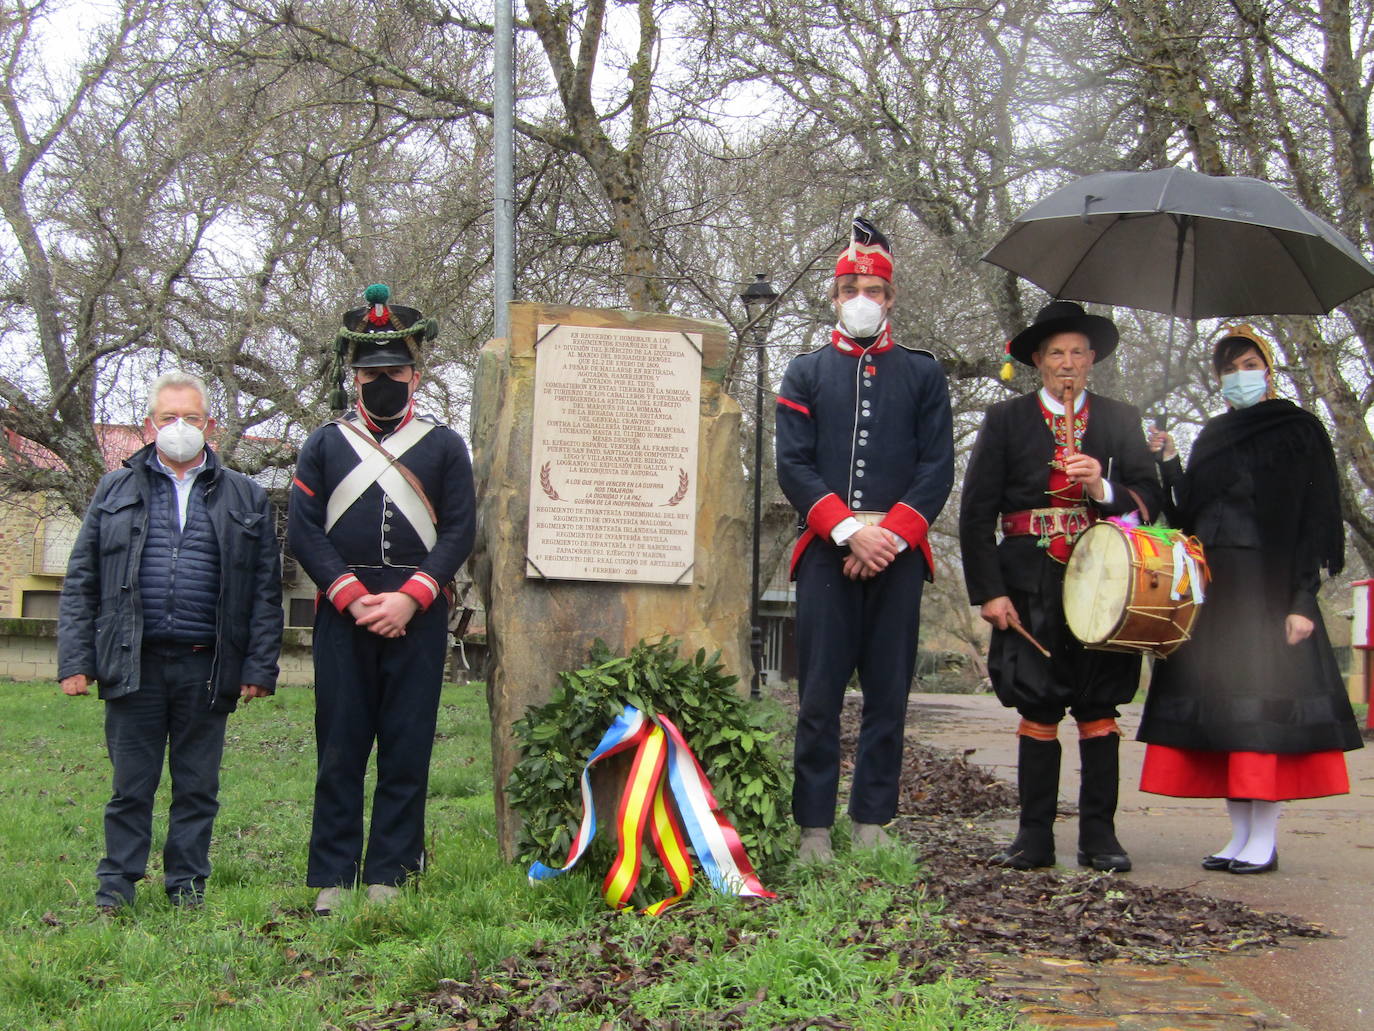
[909,693,1374,1031]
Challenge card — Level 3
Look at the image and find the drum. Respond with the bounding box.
[1063,521,1207,657]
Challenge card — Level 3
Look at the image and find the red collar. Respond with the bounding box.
[357,401,415,433]
[830,324,894,356]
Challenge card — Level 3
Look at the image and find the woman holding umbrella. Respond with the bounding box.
[1140,325,1363,874]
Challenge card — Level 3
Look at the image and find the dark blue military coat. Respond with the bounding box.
[776,329,954,576]
[287,410,475,612]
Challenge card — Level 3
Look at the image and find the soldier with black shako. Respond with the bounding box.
[288,284,475,914]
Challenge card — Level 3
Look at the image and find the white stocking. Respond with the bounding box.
[1234,800,1282,864]
[1215,798,1253,859]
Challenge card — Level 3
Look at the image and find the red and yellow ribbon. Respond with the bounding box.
[529,705,774,915]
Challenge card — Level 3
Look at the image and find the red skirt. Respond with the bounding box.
[1140,745,1350,801]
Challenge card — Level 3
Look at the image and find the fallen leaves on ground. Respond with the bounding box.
[901,816,1328,965]
[833,693,1330,964]
[349,907,946,1030]
[349,690,1329,1029]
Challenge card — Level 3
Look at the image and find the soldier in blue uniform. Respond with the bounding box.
[776,218,955,861]
[288,284,475,914]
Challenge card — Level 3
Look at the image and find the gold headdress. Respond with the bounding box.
[1211,323,1278,399]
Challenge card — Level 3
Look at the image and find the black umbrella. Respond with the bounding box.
[984,167,1374,316]
[982,167,1374,419]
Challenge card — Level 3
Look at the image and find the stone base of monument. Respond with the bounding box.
[472,303,751,859]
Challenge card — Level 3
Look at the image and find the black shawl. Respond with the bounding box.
[1171,399,1343,591]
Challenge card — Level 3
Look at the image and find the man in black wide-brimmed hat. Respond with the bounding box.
[288,284,475,914]
[959,300,1161,873]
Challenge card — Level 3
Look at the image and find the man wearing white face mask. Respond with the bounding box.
[777,217,955,861]
[58,371,283,912]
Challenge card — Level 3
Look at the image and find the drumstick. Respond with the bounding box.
[1009,618,1052,659]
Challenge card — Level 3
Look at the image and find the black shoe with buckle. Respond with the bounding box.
[1228,851,1278,875]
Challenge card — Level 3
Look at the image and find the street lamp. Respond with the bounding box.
[739,273,779,701]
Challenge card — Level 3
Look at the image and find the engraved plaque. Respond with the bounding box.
[526,323,701,584]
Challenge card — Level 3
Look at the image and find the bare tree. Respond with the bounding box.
[0,0,511,513]
[1094,0,1374,566]
[220,0,741,312]
[0,0,214,506]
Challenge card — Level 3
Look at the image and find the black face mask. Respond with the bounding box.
[359,374,412,419]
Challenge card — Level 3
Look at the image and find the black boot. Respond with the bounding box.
[990,736,1060,869]
[1077,734,1131,872]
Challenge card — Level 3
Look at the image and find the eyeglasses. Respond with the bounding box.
[153,413,208,428]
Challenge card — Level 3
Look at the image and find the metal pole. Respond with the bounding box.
[739,274,777,700]
[750,331,764,700]
[1156,214,1189,430]
[493,0,515,339]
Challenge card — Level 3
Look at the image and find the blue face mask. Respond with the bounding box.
[1220,367,1268,409]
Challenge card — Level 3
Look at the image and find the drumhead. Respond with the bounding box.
[1063,523,1131,644]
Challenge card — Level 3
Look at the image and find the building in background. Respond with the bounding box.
[0,425,482,683]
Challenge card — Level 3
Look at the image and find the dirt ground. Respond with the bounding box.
[904,692,1374,1031]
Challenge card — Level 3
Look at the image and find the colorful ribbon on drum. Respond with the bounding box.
[527,705,775,915]
[1113,521,1209,604]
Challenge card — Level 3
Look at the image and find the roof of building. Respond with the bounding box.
[4,426,287,487]
[3,425,145,472]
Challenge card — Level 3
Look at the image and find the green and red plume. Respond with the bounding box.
[364,282,391,326]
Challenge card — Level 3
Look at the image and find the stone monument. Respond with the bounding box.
[471,303,750,857]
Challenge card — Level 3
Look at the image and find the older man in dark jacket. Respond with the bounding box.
[960,302,1160,873]
[58,371,283,912]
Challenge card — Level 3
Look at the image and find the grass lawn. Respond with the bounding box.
[0,682,1016,1030]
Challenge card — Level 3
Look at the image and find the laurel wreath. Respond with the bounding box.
[540,462,561,501]
[509,637,791,891]
[664,468,689,507]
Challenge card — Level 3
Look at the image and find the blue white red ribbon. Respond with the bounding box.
[527,705,774,914]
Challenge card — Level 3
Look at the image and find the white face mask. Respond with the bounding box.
[838,294,886,338]
[156,418,205,463]
[1220,368,1268,409]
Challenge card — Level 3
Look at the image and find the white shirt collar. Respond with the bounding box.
[1039,387,1087,415]
[152,449,209,482]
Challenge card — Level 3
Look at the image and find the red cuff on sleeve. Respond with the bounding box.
[879,502,928,549]
[326,573,367,612]
[881,503,935,580]
[399,572,441,612]
[805,493,852,539]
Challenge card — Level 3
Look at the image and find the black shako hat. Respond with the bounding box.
[338,283,438,368]
[1008,300,1119,366]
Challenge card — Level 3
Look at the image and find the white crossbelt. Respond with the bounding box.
[325,419,437,549]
